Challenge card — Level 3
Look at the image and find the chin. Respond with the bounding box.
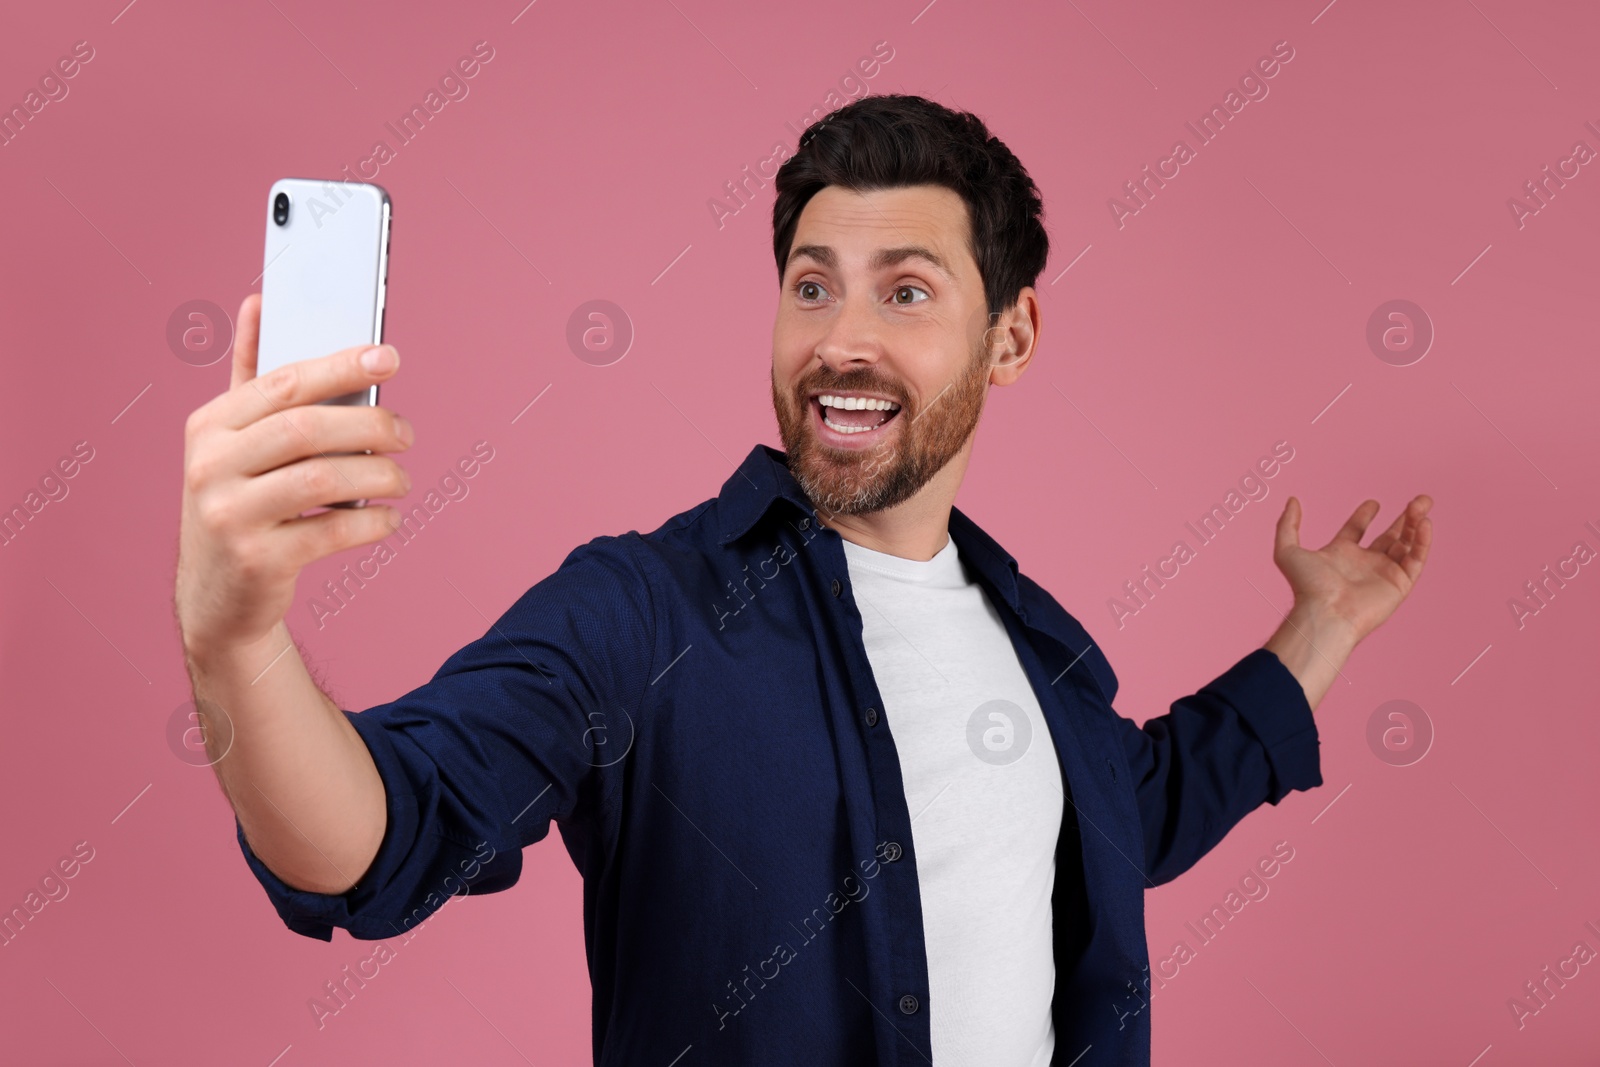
[787,436,923,516]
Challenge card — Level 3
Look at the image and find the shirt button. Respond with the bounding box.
[882,841,903,863]
[831,578,842,597]
[864,706,879,727]
[899,994,919,1015]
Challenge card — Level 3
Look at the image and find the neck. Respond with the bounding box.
[815,440,971,562]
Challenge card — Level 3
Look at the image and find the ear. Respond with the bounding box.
[983,286,1041,387]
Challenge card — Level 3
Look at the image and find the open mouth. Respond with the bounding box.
[810,393,903,444]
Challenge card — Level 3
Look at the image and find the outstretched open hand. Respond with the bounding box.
[1272,495,1434,643]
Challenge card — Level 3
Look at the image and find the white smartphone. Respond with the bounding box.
[258,177,391,508]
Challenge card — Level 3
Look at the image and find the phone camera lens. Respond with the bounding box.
[273,192,290,226]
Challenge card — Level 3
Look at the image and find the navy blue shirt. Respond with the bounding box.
[239,443,1322,1065]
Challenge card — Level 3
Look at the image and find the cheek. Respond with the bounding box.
[770,332,814,384]
[919,346,981,395]
[769,349,802,393]
[769,361,804,419]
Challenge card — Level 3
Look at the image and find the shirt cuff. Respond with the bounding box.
[1205,647,1323,803]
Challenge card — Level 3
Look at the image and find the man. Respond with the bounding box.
[175,95,1432,1065]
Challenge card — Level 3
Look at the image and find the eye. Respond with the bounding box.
[792,279,828,303]
[891,285,929,305]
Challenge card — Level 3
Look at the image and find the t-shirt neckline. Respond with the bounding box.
[840,532,966,588]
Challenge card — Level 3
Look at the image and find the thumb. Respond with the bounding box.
[1274,495,1302,557]
[230,293,261,390]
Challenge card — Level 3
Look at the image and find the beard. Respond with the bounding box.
[772,337,991,517]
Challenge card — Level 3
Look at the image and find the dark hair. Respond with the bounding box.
[771,94,1049,319]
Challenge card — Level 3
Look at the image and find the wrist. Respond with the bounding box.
[1261,602,1359,712]
[1281,601,1361,653]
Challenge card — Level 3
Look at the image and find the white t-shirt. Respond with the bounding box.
[842,533,1061,1067]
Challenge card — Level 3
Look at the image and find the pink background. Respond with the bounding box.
[3,0,1598,1063]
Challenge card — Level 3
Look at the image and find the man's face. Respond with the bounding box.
[771,184,996,517]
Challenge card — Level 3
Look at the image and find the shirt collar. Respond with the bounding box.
[715,444,1025,617]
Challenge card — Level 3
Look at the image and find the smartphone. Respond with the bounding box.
[258,177,391,508]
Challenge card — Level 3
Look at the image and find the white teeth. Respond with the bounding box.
[817,395,900,411]
[823,415,876,433]
[815,394,902,435]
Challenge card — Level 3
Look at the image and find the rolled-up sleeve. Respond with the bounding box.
[1117,647,1322,886]
[236,534,658,941]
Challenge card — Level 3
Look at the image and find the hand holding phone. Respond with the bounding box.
[175,296,413,659]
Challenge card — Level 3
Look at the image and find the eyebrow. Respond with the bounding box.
[786,243,956,282]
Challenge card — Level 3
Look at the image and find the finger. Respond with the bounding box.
[226,403,413,478]
[1274,496,1302,556]
[234,453,411,524]
[216,342,400,432]
[1374,495,1433,559]
[1399,515,1433,582]
[271,500,405,571]
[1329,499,1381,546]
[1367,507,1411,557]
[230,293,261,391]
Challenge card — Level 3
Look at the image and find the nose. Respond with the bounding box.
[813,294,883,376]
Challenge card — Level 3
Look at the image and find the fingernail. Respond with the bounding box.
[361,345,397,373]
[394,414,414,446]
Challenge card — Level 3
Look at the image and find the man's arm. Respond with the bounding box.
[1115,493,1434,885]
[1115,648,1323,887]
[177,296,657,943]
[176,293,412,894]
[183,620,387,895]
